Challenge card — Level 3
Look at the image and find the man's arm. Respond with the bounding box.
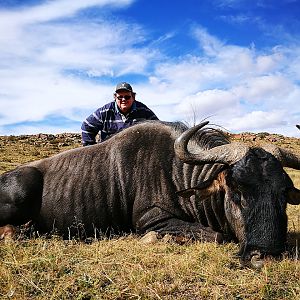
[81,110,103,146]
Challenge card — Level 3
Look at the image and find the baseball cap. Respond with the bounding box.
[115,82,133,93]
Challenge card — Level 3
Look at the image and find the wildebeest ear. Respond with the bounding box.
[288,187,300,205]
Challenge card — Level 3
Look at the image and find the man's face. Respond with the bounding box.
[114,90,134,114]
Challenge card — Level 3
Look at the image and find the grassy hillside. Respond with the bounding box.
[0,132,299,299]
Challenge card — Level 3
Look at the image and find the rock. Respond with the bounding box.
[140,231,159,244]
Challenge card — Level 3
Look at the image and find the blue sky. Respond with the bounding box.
[1,0,300,136]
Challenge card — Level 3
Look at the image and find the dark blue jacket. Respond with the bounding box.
[81,100,158,145]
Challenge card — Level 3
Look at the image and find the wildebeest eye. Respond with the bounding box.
[240,195,248,208]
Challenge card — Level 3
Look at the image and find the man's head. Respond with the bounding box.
[114,82,135,114]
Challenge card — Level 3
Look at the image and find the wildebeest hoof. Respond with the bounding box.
[140,231,159,244]
[160,234,188,244]
[161,234,173,243]
[215,232,225,244]
[0,225,16,240]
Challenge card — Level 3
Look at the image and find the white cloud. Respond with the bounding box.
[0,0,155,134]
[213,0,245,9]
[0,69,107,123]
[233,75,293,104]
[0,1,135,61]
[0,0,134,25]
[144,27,300,136]
[193,26,225,57]
[175,89,239,125]
[227,110,287,132]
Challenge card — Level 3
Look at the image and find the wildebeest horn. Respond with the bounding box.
[174,121,250,165]
[261,144,300,205]
[261,144,300,170]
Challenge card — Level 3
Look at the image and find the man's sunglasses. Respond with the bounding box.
[116,95,132,100]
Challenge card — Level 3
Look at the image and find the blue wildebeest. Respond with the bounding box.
[0,121,299,267]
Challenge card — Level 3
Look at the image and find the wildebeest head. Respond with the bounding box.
[175,122,300,267]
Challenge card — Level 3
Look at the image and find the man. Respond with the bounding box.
[81,82,159,146]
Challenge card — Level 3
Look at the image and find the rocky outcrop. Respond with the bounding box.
[2,133,81,148]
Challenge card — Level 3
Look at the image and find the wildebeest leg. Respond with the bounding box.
[0,166,43,231]
[153,219,224,243]
[135,207,224,243]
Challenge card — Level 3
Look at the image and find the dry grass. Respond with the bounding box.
[286,169,300,189]
[0,133,299,299]
[1,237,299,299]
[0,134,80,173]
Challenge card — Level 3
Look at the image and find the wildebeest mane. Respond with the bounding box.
[156,121,230,151]
[193,127,230,150]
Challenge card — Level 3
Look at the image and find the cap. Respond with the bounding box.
[115,82,133,93]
